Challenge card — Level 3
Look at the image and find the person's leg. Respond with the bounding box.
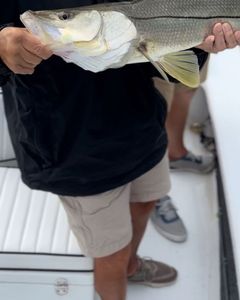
[128,201,156,275]
[155,58,212,163]
[59,176,176,300]
[166,83,215,174]
[59,186,133,300]
[95,243,131,300]
[95,198,175,299]
[154,59,214,176]
[152,79,188,242]
[153,76,196,159]
[166,87,197,160]
[127,154,177,286]
[165,59,214,173]
[151,63,212,243]
[95,200,158,299]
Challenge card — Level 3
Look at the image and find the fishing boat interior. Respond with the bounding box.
[0,48,239,300]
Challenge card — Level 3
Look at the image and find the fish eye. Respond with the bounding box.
[58,12,74,21]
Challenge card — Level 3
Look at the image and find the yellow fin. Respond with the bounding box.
[158,51,200,88]
[137,44,169,82]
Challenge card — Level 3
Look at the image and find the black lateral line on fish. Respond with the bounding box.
[130,15,240,21]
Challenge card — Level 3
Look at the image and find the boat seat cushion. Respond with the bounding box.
[0,167,93,271]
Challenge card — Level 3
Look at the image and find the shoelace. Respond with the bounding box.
[137,257,157,280]
[155,197,178,221]
[129,256,152,279]
[185,151,202,164]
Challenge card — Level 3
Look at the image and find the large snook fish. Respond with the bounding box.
[20,0,240,87]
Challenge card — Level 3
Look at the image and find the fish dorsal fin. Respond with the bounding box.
[158,51,200,88]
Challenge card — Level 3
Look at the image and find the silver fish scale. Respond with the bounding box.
[120,0,240,18]
[133,16,240,56]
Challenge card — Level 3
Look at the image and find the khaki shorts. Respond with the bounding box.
[59,153,170,258]
[153,56,210,110]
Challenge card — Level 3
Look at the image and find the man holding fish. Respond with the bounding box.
[1,1,240,300]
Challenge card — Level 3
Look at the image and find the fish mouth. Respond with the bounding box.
[20,11,47,38]
[21,10,63,27]
[20,10,54,28]
[20,11,64,46]
[21,10,71,28]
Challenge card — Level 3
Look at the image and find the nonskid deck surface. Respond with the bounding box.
[127,121,220,300]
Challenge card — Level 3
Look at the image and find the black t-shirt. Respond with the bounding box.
[0,0,208,196]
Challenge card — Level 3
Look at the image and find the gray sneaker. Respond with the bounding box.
[169,151,215,174]
[151,196,187,243]
[128,257,177,287]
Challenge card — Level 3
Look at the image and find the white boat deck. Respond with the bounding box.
[127,110,220,299]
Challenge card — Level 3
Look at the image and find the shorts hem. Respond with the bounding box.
[130,183,171,203]
[81,232,132,258]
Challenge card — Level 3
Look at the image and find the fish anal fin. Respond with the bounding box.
[158,51,200,88]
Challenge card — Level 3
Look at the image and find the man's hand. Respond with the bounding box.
[0,27,52,75]
[197,23,240,53]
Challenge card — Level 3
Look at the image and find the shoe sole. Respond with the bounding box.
[128,277,177,288]
[170,164,215,174]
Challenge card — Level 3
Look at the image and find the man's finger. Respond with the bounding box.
[21,48,42,66]
[18,55,38,69]
[15,56,36,69]
[222,23,237,48]
[213,23,227,52]
[197,35,215,52]
[31,43,53,60]
[234,31,240,44]
[22,33,53,60]
[203,35,215,52]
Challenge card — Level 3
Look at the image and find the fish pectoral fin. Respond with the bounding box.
[137,44,169,82]
[158,51,200,88]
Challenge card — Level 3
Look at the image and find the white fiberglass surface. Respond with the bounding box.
[127,117,220,299]
[204,50,240,290]
[0,91,15,160]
